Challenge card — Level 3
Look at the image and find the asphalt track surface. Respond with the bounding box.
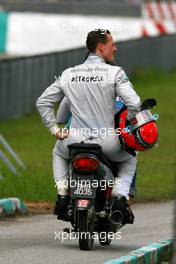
[0,201,174,264]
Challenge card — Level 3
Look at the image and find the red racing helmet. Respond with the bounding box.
[119,109,158,151]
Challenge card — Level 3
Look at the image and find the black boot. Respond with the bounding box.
[54,194,70,221]
[112,195,134,225]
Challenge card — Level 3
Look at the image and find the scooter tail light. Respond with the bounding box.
[72,157,99,172]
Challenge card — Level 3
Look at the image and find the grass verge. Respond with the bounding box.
[0,70,175,203]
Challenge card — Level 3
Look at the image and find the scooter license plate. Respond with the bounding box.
[70,175,96,199]
[72,183,94,197]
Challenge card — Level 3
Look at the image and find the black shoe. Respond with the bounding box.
[54,194,70,221]
[122,205,134,225]
[112,195,134,225]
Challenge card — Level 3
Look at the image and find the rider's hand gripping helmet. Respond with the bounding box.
[119,100,158,152]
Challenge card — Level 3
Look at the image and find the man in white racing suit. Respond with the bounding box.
[56,95,137,199]
[36,29,141,222]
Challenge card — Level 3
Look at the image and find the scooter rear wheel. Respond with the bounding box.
[78,210,94,250]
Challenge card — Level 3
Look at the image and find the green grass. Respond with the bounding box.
[132,69,176,202]
[0,113,56,202]
[0,70,175,202]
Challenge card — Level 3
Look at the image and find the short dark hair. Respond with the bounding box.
[86,29,111,53]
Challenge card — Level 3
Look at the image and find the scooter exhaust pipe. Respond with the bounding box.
[110,210,124,225]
